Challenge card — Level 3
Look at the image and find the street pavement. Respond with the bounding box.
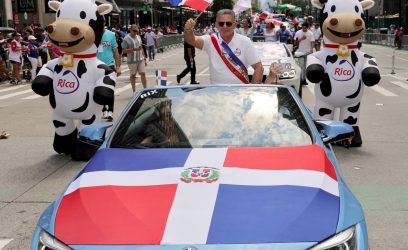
[0,43,408,249]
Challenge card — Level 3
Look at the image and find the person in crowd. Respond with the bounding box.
[145,27,156,61]
[184,9,263,84]
[177,38,199,85]
[294,22,315,55]
[27,35,41,82]
[114,29,123,59]
[97,27,122,121]
[264,23,278,42]
[294,22,315,85]
[154,28,164,53]
[311,23,322,51]
[9,33,23,85]
[0,34,8,81]
[277,24,292,43]
[40,33,51,65]
[122,24,148,92]
[237,19,254,40]
[395,27,403,49]
[139,27,147,61]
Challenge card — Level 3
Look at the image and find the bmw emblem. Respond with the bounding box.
[182,247,198,250]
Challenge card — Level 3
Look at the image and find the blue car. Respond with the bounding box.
[31,85,367,250]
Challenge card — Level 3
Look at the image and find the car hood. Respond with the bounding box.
[54,145,339,246]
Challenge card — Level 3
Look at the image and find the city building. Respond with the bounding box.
[0,0,120,30]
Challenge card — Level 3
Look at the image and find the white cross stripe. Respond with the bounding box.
[161,148,228,244]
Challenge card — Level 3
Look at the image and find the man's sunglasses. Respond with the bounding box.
[217,21,233,27]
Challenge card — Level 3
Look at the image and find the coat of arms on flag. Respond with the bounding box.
[181,167,220,183]
[156,70,167,86]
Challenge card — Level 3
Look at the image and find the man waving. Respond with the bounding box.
[184,9,263,84]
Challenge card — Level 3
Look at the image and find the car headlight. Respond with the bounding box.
[309,227,356,250]
[37,230,71,250]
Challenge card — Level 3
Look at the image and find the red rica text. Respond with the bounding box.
[334,68,352,76]
[57,79,76,88]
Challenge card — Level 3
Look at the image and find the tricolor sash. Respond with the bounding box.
[210,33,249,84]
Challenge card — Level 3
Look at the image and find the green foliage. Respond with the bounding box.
[252,2,261,13]
[211,0,234,16]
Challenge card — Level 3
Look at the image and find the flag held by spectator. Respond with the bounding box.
[233,0,251,14]
[156,70,167,86]
[168,0,213,12]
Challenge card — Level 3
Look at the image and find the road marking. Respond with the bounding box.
[0,239,13,249]
[0,89,33,100]
[390,81,408,90]
[388,74,407,81]
[306,84,314,95]
[371,85,397,96]
[198,67,209,75]
[115,84,132,94]
[22,94,42,100]
[0,85,26,93]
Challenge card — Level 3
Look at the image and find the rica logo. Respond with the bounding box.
[56,71,80,94]
[332,60,355,81]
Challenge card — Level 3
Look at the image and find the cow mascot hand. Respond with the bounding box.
[306,0,381,147]
[31,0,116,160]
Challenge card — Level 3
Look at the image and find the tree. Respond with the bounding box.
[211,0,234,16]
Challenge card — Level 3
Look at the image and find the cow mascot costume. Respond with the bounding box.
[32,0,116,159]
[306,0,381,147]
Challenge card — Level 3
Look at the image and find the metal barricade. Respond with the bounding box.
[362,33,408,50]
[155,34,184,53]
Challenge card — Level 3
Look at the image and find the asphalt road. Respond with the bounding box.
[0,43,407,249]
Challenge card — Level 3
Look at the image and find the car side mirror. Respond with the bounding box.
[79,123,112,147]
[314,120,354,144]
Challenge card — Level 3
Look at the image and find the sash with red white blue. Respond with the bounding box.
[210,33,249,84]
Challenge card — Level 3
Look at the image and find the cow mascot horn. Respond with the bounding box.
[32,0,116,160]
[306,0,381,147]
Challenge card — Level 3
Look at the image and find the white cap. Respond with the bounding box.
[28,35,37,40]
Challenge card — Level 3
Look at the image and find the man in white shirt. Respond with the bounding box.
[184,9,263,84]
[294,22,315,55]
[311,23,322,51]
[294,22,315,85]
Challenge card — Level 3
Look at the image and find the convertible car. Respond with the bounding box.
[31,85,367,250]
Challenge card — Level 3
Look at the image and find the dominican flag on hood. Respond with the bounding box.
[169,0,213,11]
[55,145,340,245]
[155,69,167,86]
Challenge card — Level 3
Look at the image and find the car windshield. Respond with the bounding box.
[110,86,312,149]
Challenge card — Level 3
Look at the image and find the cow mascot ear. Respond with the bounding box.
[48,1,61,11]
[360,0,375,10]
[311,0,326,9]
[97,4,113,15]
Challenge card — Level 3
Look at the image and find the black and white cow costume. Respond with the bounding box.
[32,0,115,158]
[306,0,381,147]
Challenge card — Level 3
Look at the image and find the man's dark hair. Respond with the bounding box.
[302,22,309,28]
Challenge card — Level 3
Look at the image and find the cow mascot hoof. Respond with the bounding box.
[306,0,381,147]
[31,0,116,160]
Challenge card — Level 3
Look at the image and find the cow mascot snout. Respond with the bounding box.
[306,0,381,147]
[32,0,116,159]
